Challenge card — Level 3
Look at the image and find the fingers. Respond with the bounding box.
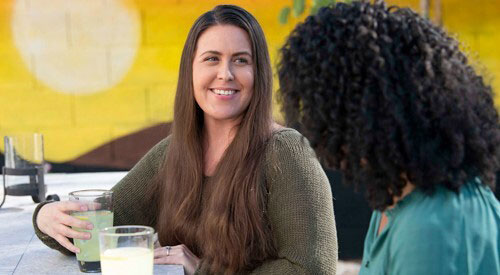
[154,244,191,258]
[86,202,102,211]
[154,247,168,258]
[178,244,196,258]
[54,234,80,254]
[154,245,201,275]
[154,247,188,265]
[57,224,91,240]
[154,245,199,263]
[37,201,94,254]
[56,200,103,212]
[57,201,88,212]
[58,214,93,230]
[154,246,178,259]
[154,255,179,265]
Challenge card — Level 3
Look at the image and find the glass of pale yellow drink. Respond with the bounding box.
[69,189,114,273]
[99,225,154,275]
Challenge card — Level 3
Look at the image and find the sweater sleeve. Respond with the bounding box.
[250,130,338,274]
[32,136,170,255]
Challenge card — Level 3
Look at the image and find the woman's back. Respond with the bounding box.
[360,180,500,275]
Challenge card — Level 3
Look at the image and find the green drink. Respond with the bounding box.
[72,210,114,262]
[69,189,113,273]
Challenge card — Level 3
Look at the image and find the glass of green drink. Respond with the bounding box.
[69,189,114,273]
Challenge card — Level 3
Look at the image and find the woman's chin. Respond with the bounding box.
[204,112,244,123]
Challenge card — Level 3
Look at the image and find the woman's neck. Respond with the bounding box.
[203,117,241,146]
[387,174,416,210]
[378,180,415,235]
[388,182,415,209]
[202,117,241,176]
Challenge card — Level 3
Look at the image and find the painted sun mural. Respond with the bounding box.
[0,0,499,169]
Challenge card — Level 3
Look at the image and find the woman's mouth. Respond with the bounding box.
[210,89,239,96]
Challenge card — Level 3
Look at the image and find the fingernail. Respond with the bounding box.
[87,223,93,230]
[75,248,80,253]
[80,205,88,211]
[86,233,92,239]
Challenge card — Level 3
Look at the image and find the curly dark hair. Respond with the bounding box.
[278,1,500,210]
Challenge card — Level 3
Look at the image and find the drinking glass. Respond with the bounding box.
[3,133,45,205]
[99,226,154,275]
[69,189,114,273]
[4,133,44,169]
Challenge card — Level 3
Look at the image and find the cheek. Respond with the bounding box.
[240,70,254,108]
[193,89,202,108]
[246,69,254,88]
[240,68,254,94]
[192,66,203,89]
[192,68,204,106]
[192,63,215,89]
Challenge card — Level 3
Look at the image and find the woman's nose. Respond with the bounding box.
[217,62,234,81]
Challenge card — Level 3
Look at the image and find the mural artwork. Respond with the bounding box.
[0,0,499,170]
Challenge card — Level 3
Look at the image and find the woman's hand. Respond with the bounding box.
[36,201,94,253]
[154,244,201,275]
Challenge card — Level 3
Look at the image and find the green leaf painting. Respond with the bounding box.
[293,0,305,17]
[279,0,352,24]
[279,6,291,25]
[311,0,336,14]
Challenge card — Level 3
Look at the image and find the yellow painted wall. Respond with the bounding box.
[0,0,498,162]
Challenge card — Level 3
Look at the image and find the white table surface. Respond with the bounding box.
[0,172,184,275]
[0,171,360,275]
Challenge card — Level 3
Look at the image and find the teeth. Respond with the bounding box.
[212,89,236,95]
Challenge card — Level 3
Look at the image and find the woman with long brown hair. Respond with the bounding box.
[33,5,337,274]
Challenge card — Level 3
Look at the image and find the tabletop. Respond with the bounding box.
[0,172,184,275]
[0,171,360,275]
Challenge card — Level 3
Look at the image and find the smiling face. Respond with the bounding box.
[192,24,254,125]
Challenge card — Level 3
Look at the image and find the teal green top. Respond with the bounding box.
[359,178,500,275]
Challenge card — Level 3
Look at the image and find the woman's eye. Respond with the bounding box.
[204,56,218,62]
[235,58,248,64]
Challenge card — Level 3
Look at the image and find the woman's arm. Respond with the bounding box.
[32,136,171,254]
[251,130,338,274]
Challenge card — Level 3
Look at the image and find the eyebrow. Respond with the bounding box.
[199,50,252,57]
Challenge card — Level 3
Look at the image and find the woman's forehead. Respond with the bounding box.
[195,25,252,55]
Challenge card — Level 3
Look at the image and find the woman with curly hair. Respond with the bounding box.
[279,1,500,274]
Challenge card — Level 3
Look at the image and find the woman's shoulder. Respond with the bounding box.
[268,127,314,155]
[150,135,173,154]
[386,181,500,273]
[138,135,173,166]
[393,179,499,236]
[271,126,301,139]
[157,135,173,149]
[264,127,323,178]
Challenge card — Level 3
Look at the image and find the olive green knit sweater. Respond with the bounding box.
[33,128,338,274]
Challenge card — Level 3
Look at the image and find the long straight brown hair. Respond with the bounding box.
[154,5,276,274]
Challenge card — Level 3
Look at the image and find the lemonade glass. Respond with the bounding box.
[69,189,113,273]
[99,226,154,275]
